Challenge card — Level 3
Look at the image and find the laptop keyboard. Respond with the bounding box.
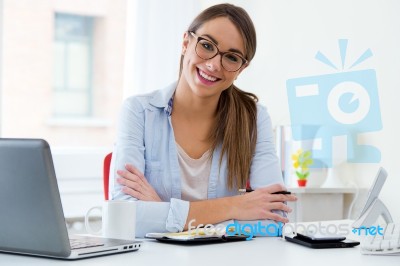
[70,237,105,250]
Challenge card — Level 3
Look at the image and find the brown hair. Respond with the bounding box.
[180,3,258,190]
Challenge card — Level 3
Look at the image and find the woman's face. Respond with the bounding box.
[180,17,247,98]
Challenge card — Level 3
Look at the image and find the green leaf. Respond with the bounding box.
[305,159,313,166]
[296,171,307,180]
[295,171,303,178]
[303,150,312,158]
[304,172,310,178]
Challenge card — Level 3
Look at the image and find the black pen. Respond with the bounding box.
[238,189,291,194]
[272,191,291,195]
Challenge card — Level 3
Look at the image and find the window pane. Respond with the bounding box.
[54,42,66,89]
[53,13,92,117]
[67,42,89,90]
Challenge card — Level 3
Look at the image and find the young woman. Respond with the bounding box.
[109,3,297,237]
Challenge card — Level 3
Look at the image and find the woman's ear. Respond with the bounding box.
[182,32,190,55]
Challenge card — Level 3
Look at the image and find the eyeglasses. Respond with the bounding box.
[189,31,248,72]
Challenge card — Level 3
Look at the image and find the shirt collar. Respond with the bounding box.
[148,81,177,116]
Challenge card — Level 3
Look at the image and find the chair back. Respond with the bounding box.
[103,153,112,200]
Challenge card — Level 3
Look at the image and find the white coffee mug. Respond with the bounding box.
[85,200,136,240]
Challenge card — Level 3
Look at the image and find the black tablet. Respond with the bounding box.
[156,235,248,244]
[285,234,360,249]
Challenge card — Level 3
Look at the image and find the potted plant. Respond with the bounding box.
[291,149,313,187]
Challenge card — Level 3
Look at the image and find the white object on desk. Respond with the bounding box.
[360,222,400,255]
[352,167,393,228]
[352,198,393,229]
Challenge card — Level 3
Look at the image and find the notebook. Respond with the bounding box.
[0,138,141,260]
[145,227,249,243]
[145,218,284,243]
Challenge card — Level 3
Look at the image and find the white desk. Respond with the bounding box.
[0,220,398,266]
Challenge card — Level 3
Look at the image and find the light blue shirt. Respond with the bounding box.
[109,82,283,237]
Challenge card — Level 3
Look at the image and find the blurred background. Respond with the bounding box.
[1,0,399,231]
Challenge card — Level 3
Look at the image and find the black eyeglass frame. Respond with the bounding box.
[189,31,248,72]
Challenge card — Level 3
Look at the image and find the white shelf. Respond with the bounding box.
[286,187,357,222]
[288,187,357,194]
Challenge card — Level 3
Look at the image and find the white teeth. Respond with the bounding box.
[199,69,217,82]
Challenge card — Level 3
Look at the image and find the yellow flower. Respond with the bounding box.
[291,149,313,180]
[291,149,302,162]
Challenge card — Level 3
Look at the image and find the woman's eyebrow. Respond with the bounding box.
[203,34,219,45]
[202,33,245,57]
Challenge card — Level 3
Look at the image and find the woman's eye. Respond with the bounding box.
[200,41,215,52]
[226,54,240,63]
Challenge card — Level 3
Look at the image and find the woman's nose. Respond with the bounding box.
[205,54,222,72]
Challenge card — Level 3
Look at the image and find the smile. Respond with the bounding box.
[197,68,220,83]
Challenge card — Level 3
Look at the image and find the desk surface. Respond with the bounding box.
[0,221,398,266]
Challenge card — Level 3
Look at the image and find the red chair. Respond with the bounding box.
[103,153,112,200]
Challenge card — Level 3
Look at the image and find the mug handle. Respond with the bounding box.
[85,206,102,235]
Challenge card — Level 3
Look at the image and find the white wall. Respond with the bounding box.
[123,0,201,97]
[198,0,400,221]
[51,147,111,218]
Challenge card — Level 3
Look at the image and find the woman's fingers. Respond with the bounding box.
[264,212,289,223]
[260,183,287,194]
[123,164,155,193]
[233,184,297,222]
[125,164,146,180]
[122,186,144,199]
[118,177,142,191]
[117,166,147,191]
[269,193,297,202]
[268,202,292,213]
[256,184,297,202]
[117,164,162,202]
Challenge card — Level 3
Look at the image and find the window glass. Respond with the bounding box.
[0,2,127,147]
[54,13,93,117]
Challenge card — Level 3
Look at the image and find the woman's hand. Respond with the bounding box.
[116,164,162,202]
[232,183,297,223]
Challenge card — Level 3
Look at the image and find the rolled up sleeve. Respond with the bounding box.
[110,97,146,200]
[166,198,190,232]
[250,104,284,188]
[134,199,189,237]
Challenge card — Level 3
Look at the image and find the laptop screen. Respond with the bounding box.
[0,139,71,257]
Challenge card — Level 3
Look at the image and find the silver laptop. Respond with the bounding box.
[0,138,141,259]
